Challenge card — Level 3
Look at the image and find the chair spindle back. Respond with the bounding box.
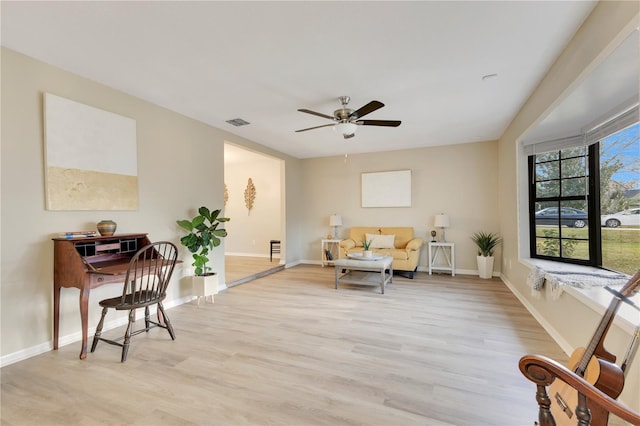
[119,241,178,308]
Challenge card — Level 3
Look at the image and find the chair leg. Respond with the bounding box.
[157,306,165,325]
[145,306,150,332]
[157,302,176,340]
[91,307,108,353]
[121,310,135,362]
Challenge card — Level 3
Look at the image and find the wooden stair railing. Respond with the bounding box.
[519,354,640,425]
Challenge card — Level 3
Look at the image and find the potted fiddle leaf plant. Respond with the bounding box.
[177,206,230,302]
[471,231,501,279]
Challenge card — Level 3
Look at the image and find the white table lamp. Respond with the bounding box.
[329,214,342,239]
[434,214,450,242]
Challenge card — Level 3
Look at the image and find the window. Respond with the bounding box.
[528,122,639,275]
[599,123,640,274]
[529,145,594,265]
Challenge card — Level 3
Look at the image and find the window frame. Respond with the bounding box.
[528,143,602,266]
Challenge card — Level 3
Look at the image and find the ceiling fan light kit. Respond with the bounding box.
[296,96,401,139]
[335,122,358,139]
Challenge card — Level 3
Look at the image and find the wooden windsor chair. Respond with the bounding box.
[90,241,178,362]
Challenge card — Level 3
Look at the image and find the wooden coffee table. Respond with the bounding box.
[333,255,393,294]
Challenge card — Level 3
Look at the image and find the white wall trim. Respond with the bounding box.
[285,260,304,268]
[500,275,573,356]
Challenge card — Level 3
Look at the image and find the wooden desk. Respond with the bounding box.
[53,233,152,359]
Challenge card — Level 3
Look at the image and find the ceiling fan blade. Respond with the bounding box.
[350,100,384,119]
[298,109,335,120]
[356,119,401,127]
[295,123,336,133]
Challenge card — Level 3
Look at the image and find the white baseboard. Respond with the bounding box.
[0,295,193,368]
[416,265,482,276]
[500,275,573,356]
[284,260,303,268]
[0,341,53,368]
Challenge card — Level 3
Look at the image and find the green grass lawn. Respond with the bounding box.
[601,228,639,275]
[535,226,639,275]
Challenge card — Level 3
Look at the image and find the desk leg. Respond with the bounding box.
[53,284,61,350]
[78,286,90,359]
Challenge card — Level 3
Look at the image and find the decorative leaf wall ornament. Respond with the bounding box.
[244,178,256,214]
[224,183,229,206]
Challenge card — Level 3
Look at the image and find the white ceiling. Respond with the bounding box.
[522,30,639,144]
[2,1,612,159]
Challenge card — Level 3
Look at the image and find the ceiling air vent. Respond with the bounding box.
[226,118,250,127]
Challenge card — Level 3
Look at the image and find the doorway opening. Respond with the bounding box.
[223,143,285,286]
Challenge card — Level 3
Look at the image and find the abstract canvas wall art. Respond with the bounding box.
[361,169,411,208]
[44,93,138,210]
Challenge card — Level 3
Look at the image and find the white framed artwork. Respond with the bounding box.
[43,93,138,210]
[361,169,411,208]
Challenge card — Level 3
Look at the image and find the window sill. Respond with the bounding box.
[523,259,639,334]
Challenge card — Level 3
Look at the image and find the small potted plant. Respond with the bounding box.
[362,239,373,258]
[471,231,501,279]
[177,206,230,301]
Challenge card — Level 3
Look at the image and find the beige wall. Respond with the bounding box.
[0,47,302,362]
[497,1,640,409]
[224,145,283,257]
[2,0,638,410]
[298,141,500,274]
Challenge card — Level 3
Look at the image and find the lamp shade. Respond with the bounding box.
[434,214,450,228]
[335,122,357,137]
[329,214,342,227]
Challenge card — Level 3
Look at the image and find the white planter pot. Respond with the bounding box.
[193,273,218,304]
[476,256,494,279]
[363,250,373,258]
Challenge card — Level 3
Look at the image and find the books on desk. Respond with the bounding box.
[58,231,98,239]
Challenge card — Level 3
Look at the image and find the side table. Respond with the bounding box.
[428,242,455,276]
[321,239,341,267]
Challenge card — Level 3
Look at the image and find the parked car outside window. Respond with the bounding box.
[601,208,640,228]
[535,207,588,228]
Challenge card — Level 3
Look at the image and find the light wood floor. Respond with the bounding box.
[225,255,284,286]
[2,266,574,425]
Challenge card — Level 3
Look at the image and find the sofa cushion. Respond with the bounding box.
[366,233,395,249]
[347,247,409,261]
[375,248,409,261]
[349,227,414,249]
